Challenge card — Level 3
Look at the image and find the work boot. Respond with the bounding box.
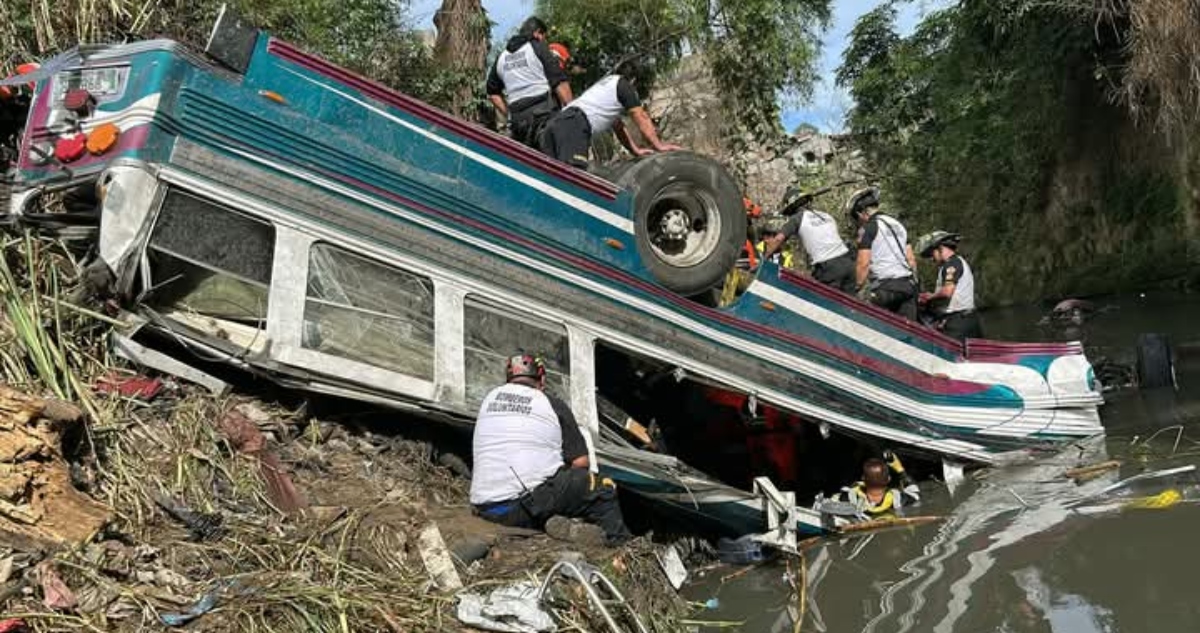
[544,516,607,548]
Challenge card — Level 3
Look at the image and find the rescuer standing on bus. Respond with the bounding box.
[470,354,632,545]
[540,59,681,169]
[486,17,574,148]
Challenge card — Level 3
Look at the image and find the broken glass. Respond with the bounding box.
[303,243,435,379]
[463,298,570,410]
[146,189,273,323]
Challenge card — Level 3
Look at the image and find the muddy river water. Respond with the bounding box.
[686,292,1200,633]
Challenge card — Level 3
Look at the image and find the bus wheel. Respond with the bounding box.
[613,152,745,296]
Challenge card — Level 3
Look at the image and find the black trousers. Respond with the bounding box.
[870,276,918,321]
[509,95,559,149]
[477,467,631,541]
[540,108,592,169]
[812,252,856,294]
[939,311,983,341]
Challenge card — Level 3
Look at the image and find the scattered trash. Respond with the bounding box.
[717,535,765,565]
[1065,460,1122,484]
[656,544,687,590]
[836,515,945,535]
[158,583,226,627]
[1066,464,1197,509]
[37,562,77,611]
[417,523,463,591]
[93,372,164,401]
[152,494,226,541]
[702,597,720,610]
[456,581,555,633]
[0,619,26,633]
[1123,488,1182,510]
[218,408,307,513]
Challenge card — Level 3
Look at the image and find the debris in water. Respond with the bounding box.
[656,544,687,589]
[1065,460,1122,483]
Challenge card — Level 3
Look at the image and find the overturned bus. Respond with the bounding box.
[3,14,1104,539]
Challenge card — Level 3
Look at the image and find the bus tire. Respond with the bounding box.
[613,152,745,296]
[1136,333,1175,390]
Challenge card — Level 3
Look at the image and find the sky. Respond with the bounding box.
[408,0,938,133]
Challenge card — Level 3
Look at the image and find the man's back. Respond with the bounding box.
[793,209,849,265]
[470,383,564,504]
[860,213,911,280]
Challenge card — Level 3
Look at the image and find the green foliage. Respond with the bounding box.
[0,0,468,112]
[838,0,1188,304]
[535,0,831,143]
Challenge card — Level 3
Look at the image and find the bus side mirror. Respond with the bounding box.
[206,4,260,74]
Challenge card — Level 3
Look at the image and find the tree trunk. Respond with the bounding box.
[432,0,490,120]
[0,385,109,551]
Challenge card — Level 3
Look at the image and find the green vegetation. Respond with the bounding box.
[838,0,1195,304]
[0,0,470,112]
[535,0,832,144]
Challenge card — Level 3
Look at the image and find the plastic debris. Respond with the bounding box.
[1122,488,1182,510]
[656,544,687,589]
[159,584,224,627]
[456,581,555,632]
[94,372,164,401]
[37,563,77,610]
[417,523,463,591]
[218,408,307,513]
[0,619,26,633]
[717,535,765,565]
[152,494,226,541]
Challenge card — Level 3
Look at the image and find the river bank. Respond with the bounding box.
[0,236,697,631]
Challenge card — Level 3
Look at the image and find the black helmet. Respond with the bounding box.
[779,186,815,216]
[505,353,546,383]
[844,187,881,222]
[917,230,961,258]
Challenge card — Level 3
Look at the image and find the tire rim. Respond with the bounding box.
[645,182,722,268]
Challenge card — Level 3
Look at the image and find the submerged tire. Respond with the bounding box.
[611,152,745,295]
[1136,333,1176,389]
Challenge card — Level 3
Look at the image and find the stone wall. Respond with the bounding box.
[645,54,865,212]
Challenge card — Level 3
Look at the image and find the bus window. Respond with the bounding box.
[463,297,570,410]
[146,190,273,325]
[302,243,436,380]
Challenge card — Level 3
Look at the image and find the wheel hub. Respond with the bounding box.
[659,208,690,241]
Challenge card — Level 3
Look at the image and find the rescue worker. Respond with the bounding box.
[917,230,983,341]
[842,451,920,517]
[847,187,919,320]
[485,17,574,148]
[540,60,681,169]
[760,186,856,292]
[470,354,632,544]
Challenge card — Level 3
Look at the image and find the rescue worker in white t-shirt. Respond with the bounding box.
[540,60,681,169]
[470,354,632,544]
[847,187,919,320]
[917,230,983,341]
[760,186,856,293]
[485,17,574,148]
